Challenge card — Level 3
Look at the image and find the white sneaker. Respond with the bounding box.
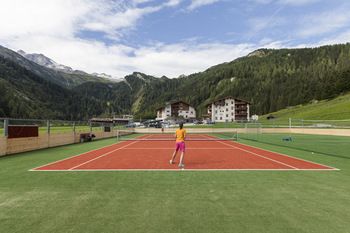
[178,163,184,168]
[169,160,173,164]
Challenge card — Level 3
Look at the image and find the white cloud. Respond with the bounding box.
[307,30,350,47]
[250,0,321,5]
[297,7,350,38]
[277,0,320,6]
[8,34,257,78]
[1,0,350,81]
[0,0,256,79]
[187,0,221,10]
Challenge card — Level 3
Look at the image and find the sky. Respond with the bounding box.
[1,0,350,78]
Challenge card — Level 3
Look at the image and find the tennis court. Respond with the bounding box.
[31,132,337,171]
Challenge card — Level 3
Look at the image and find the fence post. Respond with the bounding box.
[289,118,292,129]
[47,120,50,135]
[4,118,8,137]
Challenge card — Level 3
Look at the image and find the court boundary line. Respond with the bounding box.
[232,140,339,170]
[30,133,339,172]
[67,135,153,170]
[208,137,298,169]
[29,168,339,172]
[30,139,129,171]
[119,148,240,149]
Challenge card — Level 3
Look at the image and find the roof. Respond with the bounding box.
[156,100,193,111]
[205,96,251,107]
[90,118,114,123]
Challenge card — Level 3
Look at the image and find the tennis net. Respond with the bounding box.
[116,129,238,142]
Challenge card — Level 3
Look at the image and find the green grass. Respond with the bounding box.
[259,92,350,125]
[1,136,350,233]
[239,133,350,160]
[186,93,350,128]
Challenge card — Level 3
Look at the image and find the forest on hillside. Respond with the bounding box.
[1,43,350,120]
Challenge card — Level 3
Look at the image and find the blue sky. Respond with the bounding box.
[0,0,350,78]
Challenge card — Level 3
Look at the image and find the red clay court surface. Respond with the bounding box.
[31,134,338,171]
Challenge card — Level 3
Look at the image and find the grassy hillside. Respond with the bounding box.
[259,92,350,125]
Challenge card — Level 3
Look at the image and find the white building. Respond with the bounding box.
[207,97,250,122]
[156,101,196,120]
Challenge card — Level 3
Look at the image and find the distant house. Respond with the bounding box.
[206,97,250,122]
[156,101,196,120]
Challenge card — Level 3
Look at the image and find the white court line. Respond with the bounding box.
[30,133,338,172]
[202,135,298,169]
[120,148,239,150]
[67,135,153,170]
[195,134,337,170]
[30,139,132,171]
[232,140,339,170]
[30,168,339,172]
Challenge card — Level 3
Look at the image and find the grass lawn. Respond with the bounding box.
[0,136,349,233]
[259,92,350,126]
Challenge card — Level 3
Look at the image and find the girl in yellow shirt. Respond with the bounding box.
[170,123,186,168]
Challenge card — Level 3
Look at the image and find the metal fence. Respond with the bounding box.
[1,117,350,157]
[0,118,125,156]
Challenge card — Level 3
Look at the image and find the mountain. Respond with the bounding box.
[0,55,104,119]
[1,43,350,120]
[18,50,121,81]
[17,50,75,73]
[113,44,350,118]
[0,46,109,88]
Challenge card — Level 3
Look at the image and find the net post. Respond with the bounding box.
[73,122,76,133]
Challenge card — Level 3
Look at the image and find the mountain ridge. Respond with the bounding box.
[1,43,350,120]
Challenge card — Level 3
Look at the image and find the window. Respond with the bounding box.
[231,107,233,110]
[226,114,228,117]
[215,117,217,120]
[220,117,222,120]
[226,108,228,111]
[231,112,234,116]
[226,103,228,106]
[231,101,234,104]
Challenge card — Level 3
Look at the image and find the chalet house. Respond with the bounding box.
[206,97,250,122]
